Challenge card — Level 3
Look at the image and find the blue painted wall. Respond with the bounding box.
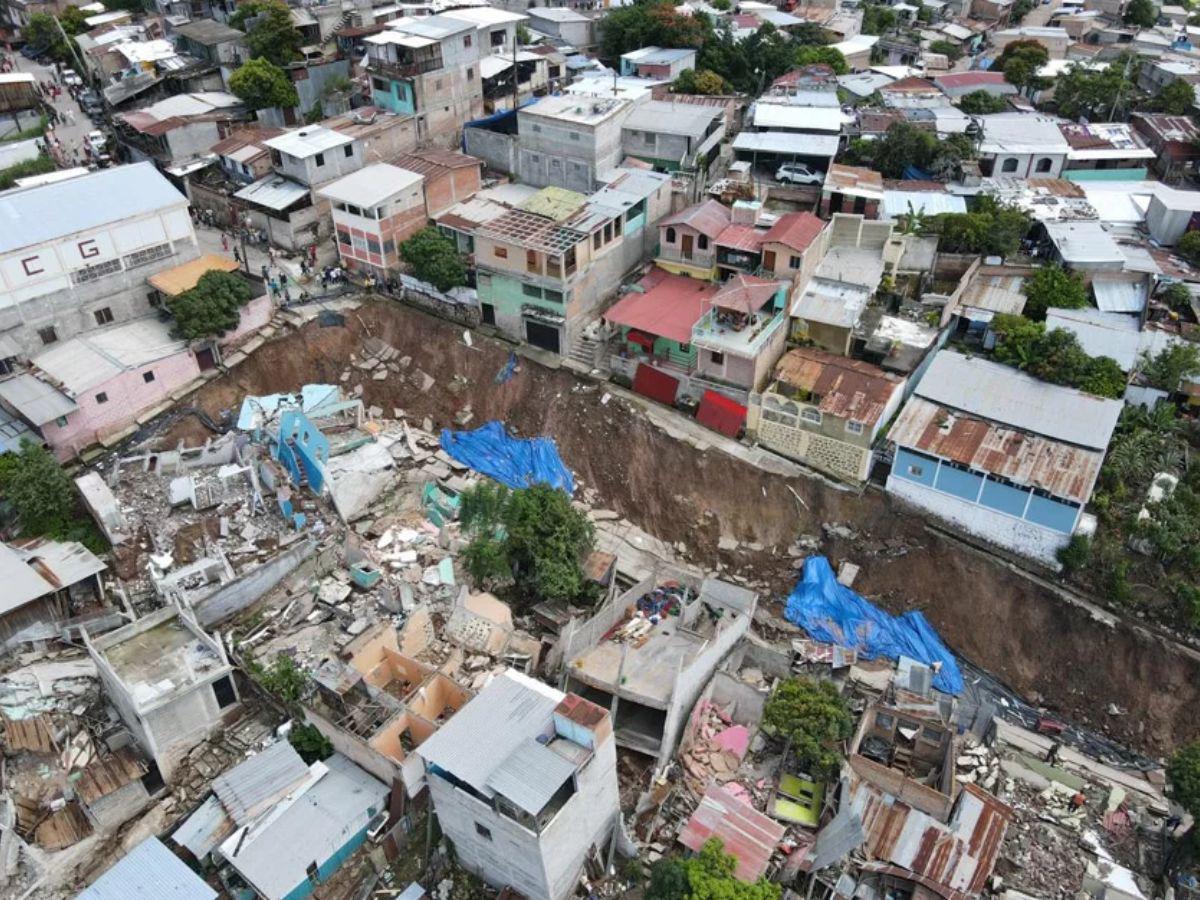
[934,464,983,502]
[980,479,1028,518]
[280,823,375,900]
[372,78,415,115]
[1025,493,1079,533]
[893,448,937,487]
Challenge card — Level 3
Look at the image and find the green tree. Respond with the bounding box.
[710,0,731,9]
[399,227,467,292]
[996,38,1049,70]
[1159,282,1193,313]
[229,57,299,111]
[23,13,69,61]
[3,441,75,537]
[762,678,852,778]
[794,45,849,74]
[58,5,89,35]
[1170,742,1200,820]
[1148,78,1196,115]
[957,89,1010,114]
[672,68,729,95]
[516,23,532,44]
[921,197,1030,256]
[599,0,709,60]
[458,483,596,606]
[1057,533,1091,575]
[1139,343,1200,392]
[647,840,781,900]
[929,39,963,63]
[289,721,333,764]
[990,315,1128,398]
[1011,0,1034,22]
[1123,0,1157,27]
[1138,483,1200,570]
[1021,264,1088,321]
[998,39,1050,92]
[1177,230,1200,266]
[0,156,56,191]
[168,270,254,340]
[1053,56,1143,121]
[864,121,939,178]
[229,0,301,66]
[250,653,308,706]
[991,313,1047,368]
[861,2,897,34]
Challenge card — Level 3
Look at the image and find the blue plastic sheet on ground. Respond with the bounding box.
[784,557,964,694]
[439,421,575,493]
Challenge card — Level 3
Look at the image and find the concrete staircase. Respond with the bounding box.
[566,333,602,371]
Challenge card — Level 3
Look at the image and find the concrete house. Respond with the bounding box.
[886,350,1122,565]
[86,606,240,783]
[264,126,363,187]
[517,96,632,194]
[526,7,595,49]
[113,92,248,173]
[0,163,199,361]
[977,113,1070,179]
[560,575,756,767]
[656,200,732,281]
[417,670,620,900]
[394,149,483,218]
[441,6,528,55]
[619,46,698,80]
[208,127,283,185]
[1060,122,1155,180]
[365,15,483,144]
[759,211,827,284]
[620,99,725,176]
[171,18,245,73]
[1130,113,1200,182]
[690,275,791,399]
[320,163,427,282]
[748,348,905,483]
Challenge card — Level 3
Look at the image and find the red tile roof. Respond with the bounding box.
[762,211,825,253]
[933,71,1008,89]
[712,274,781,315]
[603,268,717,344]
[679,784,785,883]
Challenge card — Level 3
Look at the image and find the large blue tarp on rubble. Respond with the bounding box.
[784,556,964,694]
[439,421,575,493]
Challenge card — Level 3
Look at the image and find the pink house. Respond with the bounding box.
[0,294,272,460]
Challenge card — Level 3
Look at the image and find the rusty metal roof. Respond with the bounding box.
[773,348,903,427]
[679,784,785,883]
[848,777,1012,898]
[715,223,767,253]
[888,396,1103,503]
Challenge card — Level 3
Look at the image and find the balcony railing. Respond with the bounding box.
[368,56,443,79]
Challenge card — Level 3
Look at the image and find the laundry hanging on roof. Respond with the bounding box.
[783,556,964,694]
[439,421,575,493]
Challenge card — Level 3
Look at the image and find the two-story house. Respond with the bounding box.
[690,274,790,401]
[656,200,732,281]
[748,348,905,483]
[516,96,632,194]
[620,99,724,179]
[416,671,619,900]
[319,163,427,282]
[0,163,199,362]
[365,15,484,144]
[171,18,245,79]
[233,125,365,250]
[619,46,697,80]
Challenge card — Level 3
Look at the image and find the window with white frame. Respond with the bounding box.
[845,420,864,435]
[801,408,822,425]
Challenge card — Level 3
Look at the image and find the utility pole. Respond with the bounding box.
[52,14,86,80]
[511,33,518,112]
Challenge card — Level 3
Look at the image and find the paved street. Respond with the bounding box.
[7,50,98,165]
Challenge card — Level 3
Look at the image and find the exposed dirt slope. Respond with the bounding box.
[158,300,1198,756]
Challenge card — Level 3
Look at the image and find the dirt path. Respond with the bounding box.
[159,299,1199,757]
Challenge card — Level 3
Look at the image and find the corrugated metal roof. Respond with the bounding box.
[792,277,871,328]
[881,190,966,220]
[604,269,716,344]
[34,317,187,394]
[417,670,563,797]
[0,162,186,255]
[1044,220,1124,265]
[0,373,78,426]
[849,776,1011,897]
[213,741,310,826]
[172,795,234,860]
[914,351,1122,449]
[12,537,106,591]
[762,211,826,252]
[0,542,57,614]
[317,163,422,208]
[660,200,731,240]
[679,784,785,882]
[773,348,903,427]
[752,102,843,133]
[484,738,578,815]
[1044,306,1166,371]
[234,175,310,212]
[715,223,767,253]
[889,396,1104,503]
[624,100,720,138]
[733,131,840,157]
[77,836,217,900]
[218,755,388,900]
[1092,274,1147,313]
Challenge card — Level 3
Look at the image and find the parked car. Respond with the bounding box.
[775,163,825,185]
[86,130,108,154]
[62,68,83,87]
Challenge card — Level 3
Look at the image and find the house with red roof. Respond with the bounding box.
[932,71,1017,100]
[759,211,828,285]
[657,199,732,280]
[690,274,791,398]
[604,268,718,374]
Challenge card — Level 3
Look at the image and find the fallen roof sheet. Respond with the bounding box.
[233,175,310,212]
[679,784,786,882]
[484,738,579,816]
[172,795,234,860]
[1091,275,1147,314]
[212,741,310,826]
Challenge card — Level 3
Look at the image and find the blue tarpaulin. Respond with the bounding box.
[784,557,963,694]
[439,421,575,493]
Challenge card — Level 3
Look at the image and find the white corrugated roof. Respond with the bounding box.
[484,738,578,815]
[234,175,311,211]
[1044,220,1124,265]
[78,836,216,900]
[733,131,839,157]
[1045,307,1142,370]
[317,163,423,208]
[0,542,58,614]
[0,162,186,254]
[212,741,310,826]
[416,669,563,797]
[34,317,187,394]
[881,190,966,220]
[0,373,79,425]
[1092,275,1147,313]
[914,350,1122,448]
[752,103,843,133]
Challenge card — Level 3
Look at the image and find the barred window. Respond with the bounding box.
[123,243,172,269]
[72,258,122,284]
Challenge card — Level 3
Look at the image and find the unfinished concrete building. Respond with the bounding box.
[559,574,756,769]
[85,606,239,783]
[416,670,620,900]
[305,618,473,798]
[848,702,957,821]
